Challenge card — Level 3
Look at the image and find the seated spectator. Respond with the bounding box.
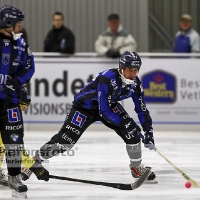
[174,14,200,53]
[44,12,75,53]
[95,13,137,58]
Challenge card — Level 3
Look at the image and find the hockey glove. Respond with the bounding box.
[122,118,141,137]
[142,129,155,150]
[29,162,49,181]
[3,78,20,96]
[20,87,31,111]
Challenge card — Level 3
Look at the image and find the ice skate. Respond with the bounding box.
[21,166,32,181]
[0,168,8,186]
[130,164,158,184]
[8,174,28,198]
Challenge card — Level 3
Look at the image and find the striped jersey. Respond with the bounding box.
[74,68,152,131]
[0,33,35,104]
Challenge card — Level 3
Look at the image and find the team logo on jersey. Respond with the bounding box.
[7,108,21,123]
[141,70,176,103]
[2,54,10,65]
[71,111,87,128]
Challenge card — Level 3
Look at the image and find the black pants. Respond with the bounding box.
[0,99,24,176]
[38,103,140,160]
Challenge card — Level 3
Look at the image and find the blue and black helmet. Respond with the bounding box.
[119,51,142,70]
[0,5,24,28]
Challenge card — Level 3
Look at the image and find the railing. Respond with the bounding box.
[33,52,200,58]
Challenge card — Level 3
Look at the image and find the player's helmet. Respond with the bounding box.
[118,51,142,84]
[119,51,142,70]
[0,5,24,28]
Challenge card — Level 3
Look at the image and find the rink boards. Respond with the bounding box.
[23,57,200,124]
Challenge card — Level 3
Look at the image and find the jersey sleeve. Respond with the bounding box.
[132,78,153,131]
[14,44,35,85]
[97,75,122,127]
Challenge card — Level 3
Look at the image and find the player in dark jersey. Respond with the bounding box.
[22,51,156,184]
[0,5,48,198]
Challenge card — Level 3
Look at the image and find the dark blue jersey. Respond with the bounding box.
[0,33,35,104]
[74,68,152,131]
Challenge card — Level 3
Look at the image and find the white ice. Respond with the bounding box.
[1,131,200,199]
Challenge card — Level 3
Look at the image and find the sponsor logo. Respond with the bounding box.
[110,79,118,90]
[5,14,17,18]
[0,74,10,85]
[9,145,22,150]
[138,96,147,111]
[10,134,20,142]
[66,125,80,135]
[56,143,69,151]
[7,107,21,123]
[112,105,123,115]
[2,54,10,65]
[125,121,132,129]
[61,134,75,145]
[3,39,10,46]
[125,133,135,140]
[13,46,25,51]
[122,114,130,119]
[13,62,19,66]
[6,124,23,130]
[20,38,26,46]
[71,111,87,128]
[141,70,176,103]
[27,47,32,56]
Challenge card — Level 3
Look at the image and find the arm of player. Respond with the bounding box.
[97,76,122,126]
[132,78,155,149]
[19,86,31,111]
[14,45,35,85]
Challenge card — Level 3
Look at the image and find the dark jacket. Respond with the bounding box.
[44,25,75,53]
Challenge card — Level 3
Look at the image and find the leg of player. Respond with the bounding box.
[1,104,29,198]
[0,133,8,186]
[101,103,157,184]
[115,128,157,183]
[21,105,95,181]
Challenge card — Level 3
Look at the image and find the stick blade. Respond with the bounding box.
[131,167,152,190]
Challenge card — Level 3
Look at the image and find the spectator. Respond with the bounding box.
[174,14,200,53]
[95,13,137,58]
[44,12,75,54]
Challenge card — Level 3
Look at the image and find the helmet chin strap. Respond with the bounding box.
[11,31,22,40]
[118,69,135,85]
[3,27,22,40]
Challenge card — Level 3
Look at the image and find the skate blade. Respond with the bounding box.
[144,179,158,184]
[0,181,9,187]
[11,189,27,198]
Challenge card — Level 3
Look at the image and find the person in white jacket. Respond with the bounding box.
[95,13,137,58]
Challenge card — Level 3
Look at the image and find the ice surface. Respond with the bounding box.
[1,131,200,199]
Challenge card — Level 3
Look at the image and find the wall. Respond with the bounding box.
[0,0,148,52]
[149,0,200,52]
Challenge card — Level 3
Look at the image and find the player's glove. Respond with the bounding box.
[106,50,120,58]
[29,162,49,181]
[3,78,20,96]
[122,117,141,137]
[20,87,31,111]
[142,129,155,150]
